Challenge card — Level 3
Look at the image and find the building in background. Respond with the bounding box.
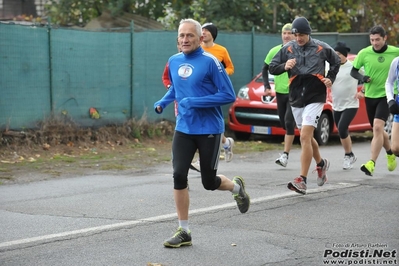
[0,0,45,20]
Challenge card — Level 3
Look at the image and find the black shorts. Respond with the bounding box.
[276,92,295,135]
[365,97,389,126]
[333,108,358,139]
[172,131,222,190]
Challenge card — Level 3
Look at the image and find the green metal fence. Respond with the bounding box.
[0,22,370,130]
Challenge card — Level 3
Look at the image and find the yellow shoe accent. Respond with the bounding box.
[360,160,374,176]
[387,154,397,171]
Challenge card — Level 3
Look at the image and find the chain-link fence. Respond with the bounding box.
[0,22,369,130]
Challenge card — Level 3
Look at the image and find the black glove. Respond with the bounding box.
[362,75,371,83]
[388,99,399,115]
[263,85,271,91]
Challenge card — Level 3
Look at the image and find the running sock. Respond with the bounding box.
[345,152,354,157]
[317,159,325,168]
[300,175,307,184]
[179,220,189,232]
[232,182,240,194]
[387,149,393,155]
[283,151,289,158]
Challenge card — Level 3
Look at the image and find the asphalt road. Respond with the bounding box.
[0,141,398,266]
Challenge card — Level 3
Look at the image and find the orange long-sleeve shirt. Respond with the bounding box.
[201,43,234,75]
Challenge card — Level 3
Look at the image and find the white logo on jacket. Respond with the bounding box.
[178,64,193,78]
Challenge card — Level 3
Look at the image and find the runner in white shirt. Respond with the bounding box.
[385,56,399,157]
[331,42,359,170]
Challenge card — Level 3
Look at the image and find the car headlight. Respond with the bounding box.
[237,86,249,100]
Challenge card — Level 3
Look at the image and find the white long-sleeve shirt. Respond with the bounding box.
[385,56,399,103]
[331,60,359,111]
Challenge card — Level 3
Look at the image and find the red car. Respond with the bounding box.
[228,55,391,145]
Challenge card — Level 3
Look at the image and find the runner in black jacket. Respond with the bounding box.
[269,17,340,194]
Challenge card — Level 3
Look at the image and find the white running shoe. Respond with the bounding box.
[189,160,201,172]
[343,155,357,170]
[224,137,234,162]
[315,158,330,186]
[275,153,288,167]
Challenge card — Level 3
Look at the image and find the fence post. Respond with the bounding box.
[47,17,53,111]
[130,21,134,119]
[251,26,255,77]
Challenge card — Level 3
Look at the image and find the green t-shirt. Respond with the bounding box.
[265,44,290,94]
[352,45,399,98]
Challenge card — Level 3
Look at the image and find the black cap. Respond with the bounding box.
[291,17,312,35]
[334,41,350,57]
[202,23,218,41]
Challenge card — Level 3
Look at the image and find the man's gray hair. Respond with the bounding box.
[179,18,202,36]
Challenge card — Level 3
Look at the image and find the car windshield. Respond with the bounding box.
[255,73,274,83]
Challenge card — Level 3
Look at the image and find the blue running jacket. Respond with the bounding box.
[154,47,236,135]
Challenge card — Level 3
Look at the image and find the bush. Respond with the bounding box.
[1,114,175,150]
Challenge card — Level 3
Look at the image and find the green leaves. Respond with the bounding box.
[44,0,398,44]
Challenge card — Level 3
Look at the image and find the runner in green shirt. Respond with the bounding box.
[262,23,296,167]
[350,25,399,176]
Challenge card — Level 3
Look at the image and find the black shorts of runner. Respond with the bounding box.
[172,131,222,190]
[333,108,358,139]
[276,92,296,135]
[365,97,390,127]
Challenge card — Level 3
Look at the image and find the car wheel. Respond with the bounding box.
[234,131,251,141]
[314,113,330,146]
[385,113,393,138]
